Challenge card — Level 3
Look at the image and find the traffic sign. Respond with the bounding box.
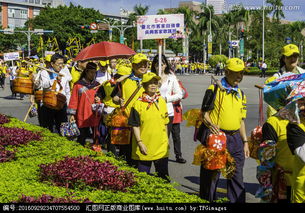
[231,40,239,47]
[97,23,110,30]
[90,23,97,30]
[90,30,98,34]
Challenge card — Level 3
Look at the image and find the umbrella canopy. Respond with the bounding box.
[74,41,136,61]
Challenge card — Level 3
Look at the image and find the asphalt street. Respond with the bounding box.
[0,74,267,203]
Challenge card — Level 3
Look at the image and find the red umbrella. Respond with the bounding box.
[74,41,136,61]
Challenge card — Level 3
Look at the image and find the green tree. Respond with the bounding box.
[26,4,106,54]
[266,0,285,22]
[126,4,151,51]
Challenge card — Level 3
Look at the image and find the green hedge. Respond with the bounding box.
[0,116,207,203]
[244,67,278,76]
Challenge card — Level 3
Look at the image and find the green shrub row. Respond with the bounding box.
[0,117,207,203]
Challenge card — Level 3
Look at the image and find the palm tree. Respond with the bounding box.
[266,0,285,22]
[126,4,150,50]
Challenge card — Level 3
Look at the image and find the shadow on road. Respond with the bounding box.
[184,176,259,196]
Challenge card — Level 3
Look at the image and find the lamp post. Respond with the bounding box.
[97,19,118,41]
[0,28,53,57]
[202,4,212,57]
[262,0,265,61]
[109,8,134,44]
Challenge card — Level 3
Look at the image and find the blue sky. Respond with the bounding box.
[63,0,305,21]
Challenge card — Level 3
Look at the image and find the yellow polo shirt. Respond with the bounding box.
[129,97,169,161]
[70,66,82,89]
[208,84,247,131]
[289,121,305,203]
[102,81,119,108]
[121,78,144,115]
[266,116,293,186]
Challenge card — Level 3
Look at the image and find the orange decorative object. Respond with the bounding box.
[108,108,129,127]
[34,90,43,103]
[206,131,227,152]
[13,77,33,94]
[111,127,131,145]
[193,144,227,170]
[183,109,202,128]
[249,126,262,159]
[43,81,66,110]
[92,144,102,152]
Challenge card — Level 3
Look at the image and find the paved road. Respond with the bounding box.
[0,74,267,203]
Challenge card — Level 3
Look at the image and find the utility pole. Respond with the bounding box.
[262,0,265,61]
[0,28,53,57]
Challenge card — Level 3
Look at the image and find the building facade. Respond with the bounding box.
[206,0,226,14]
[0,0,64,29]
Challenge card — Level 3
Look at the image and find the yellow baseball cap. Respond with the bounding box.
[282,44,300,57]
[99,60,109,67]
[131,53,149,64]
[142,72,161,84]
[117,65,132,76]
[225,58,245,72]
[45,55,52,62]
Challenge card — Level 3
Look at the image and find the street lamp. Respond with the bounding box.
[0,28,53,57]
[97,19,118,41]
[202,4,212,57]
[108,8,134,44]
[262,0,265,61]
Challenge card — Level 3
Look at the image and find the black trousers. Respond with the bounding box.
[167,116,182,158]
[40,104,68,133]
[77,127,92,146]
[137,157,170,182]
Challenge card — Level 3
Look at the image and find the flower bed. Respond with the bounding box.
[13,194,92,203]
[0,147,15,163]
[40,156,136,192]
[0,114,9,125]
[0,114,207,203]
[0,126,41,147]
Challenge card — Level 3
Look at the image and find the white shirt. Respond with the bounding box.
[262,63,267,69]
[39,68,71,104]
[95,70,111,84]
[159,73,183,117]
[9,66,17,81]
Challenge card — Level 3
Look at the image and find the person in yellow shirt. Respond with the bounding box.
[197,58,249,203]
[286,98,305,203]
[0,62,7,89]
[128,72,170,181]
[258,116,293,202]
[265,44,305,118]
[111,53,149,165]
[70,60,88,90]
[96,60,131,155]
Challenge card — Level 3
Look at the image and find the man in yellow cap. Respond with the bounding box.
[197,57,249,203]
[111,53,149,166]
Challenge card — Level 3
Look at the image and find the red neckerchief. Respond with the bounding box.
[138,92,160,110]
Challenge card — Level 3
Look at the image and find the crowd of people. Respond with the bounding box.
[0,43,304,204]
